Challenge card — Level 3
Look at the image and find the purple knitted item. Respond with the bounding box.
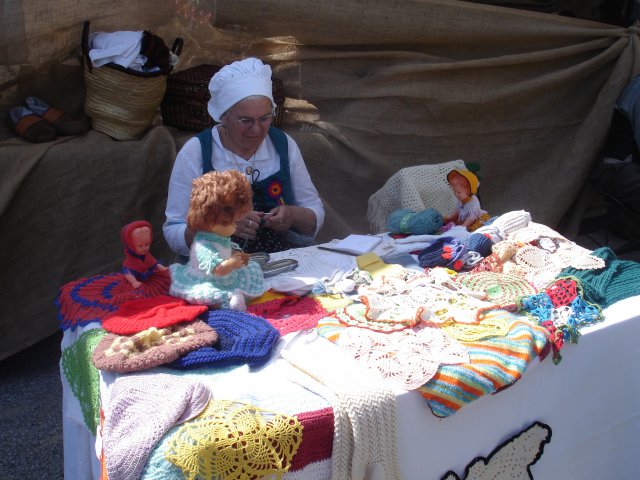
[103,372,210,480]
[168,310,280,370]
[418,237,467,271]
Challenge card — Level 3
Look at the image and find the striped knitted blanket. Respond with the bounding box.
[418,312,548,417]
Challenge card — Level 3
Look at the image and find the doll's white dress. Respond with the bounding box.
[169,231,266,307]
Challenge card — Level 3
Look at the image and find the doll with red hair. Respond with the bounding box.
[121,220,168,288]
[445,169,490,231]
[169,170,266,310]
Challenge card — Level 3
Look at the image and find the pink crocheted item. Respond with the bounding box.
[102,295,208,335]
[56,272,170,331]
[246,295,328,335]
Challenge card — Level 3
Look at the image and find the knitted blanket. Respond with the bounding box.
[418,312,548,417]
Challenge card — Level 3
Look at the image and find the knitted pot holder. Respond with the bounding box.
[168,310,280,370]
[454,271,538,311]
[247,295,328,335]
[92,320,218,373]
[56,272,170,330]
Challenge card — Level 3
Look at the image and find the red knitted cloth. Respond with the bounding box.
[56,272,170,331]
[246,296,328,335]
[289,407,334,471]
[102,295,208,335]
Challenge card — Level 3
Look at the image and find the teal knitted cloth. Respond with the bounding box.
[558,247,640,308]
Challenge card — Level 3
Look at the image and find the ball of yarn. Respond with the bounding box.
[466,232,494,257]
[387,208,443,235]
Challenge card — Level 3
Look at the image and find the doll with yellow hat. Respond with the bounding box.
[445,168,490,231]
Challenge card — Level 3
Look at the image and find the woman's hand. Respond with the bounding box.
[262,205,317,235]
[234,210,263,240]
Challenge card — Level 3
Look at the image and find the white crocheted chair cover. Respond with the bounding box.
[366,159,466,233]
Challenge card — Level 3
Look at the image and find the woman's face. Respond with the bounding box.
[221,96,273,156]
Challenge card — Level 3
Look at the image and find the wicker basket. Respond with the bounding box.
[82,21,183,140]
[161,63,285,131]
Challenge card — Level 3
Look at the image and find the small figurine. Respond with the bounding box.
[445,169,490,231]
[169,170,267,311]
[121,220,168,288]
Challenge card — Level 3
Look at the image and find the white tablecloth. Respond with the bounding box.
[61,294,640,479]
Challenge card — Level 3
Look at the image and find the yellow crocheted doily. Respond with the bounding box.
[440,309,512,342]
[312,293,352,312]
[165,399,303,480]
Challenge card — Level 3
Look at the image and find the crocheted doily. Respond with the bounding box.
[60,327,106,434]
[441,421,551,480]
[336,323,469,390]
[518,277,602,364]
[439,309,511,342]
[164,399,303,480]
[355,274,498,326]
[454,271,538,311]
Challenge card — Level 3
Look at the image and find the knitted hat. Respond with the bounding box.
[466,232,494,257]
[92,320,219,373]
[56,272,171,331]
[103,372,210,480]
[417,237,467,271]
[447,169,479,195]
[101,295,208,335]
[207,57,274,122]
[168,310,280,370]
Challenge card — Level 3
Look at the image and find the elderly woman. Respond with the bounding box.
[163,57,325,255]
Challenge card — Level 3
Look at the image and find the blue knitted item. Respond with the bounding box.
[466,232,493,257]
[387,208,443,235]
[168,310,280,370]
[418,237,467,270]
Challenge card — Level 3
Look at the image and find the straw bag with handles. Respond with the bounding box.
[81,20,183,140]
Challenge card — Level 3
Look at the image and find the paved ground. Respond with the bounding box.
[0,330,63,479]
[0,227,636,480]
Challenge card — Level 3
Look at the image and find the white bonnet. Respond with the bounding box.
[207,57,274,122]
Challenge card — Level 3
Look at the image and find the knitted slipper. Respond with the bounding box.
[25,96,89,136]
[7,106,56,143]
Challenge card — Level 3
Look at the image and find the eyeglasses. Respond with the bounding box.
[232,113,275,129]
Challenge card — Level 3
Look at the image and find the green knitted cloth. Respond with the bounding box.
[558,247,640,308]
[61,328,106,434]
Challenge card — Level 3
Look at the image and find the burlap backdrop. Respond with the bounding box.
[1,0,639,357]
